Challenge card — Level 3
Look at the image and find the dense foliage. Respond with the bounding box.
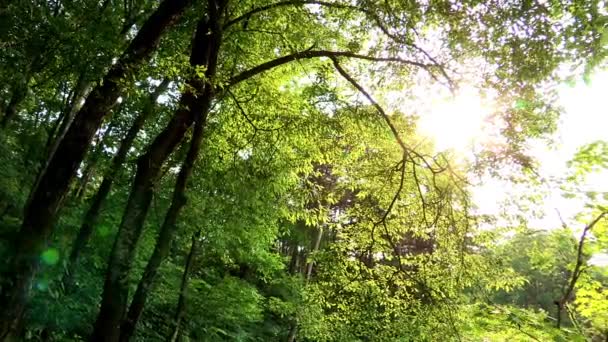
[0,0,607,341]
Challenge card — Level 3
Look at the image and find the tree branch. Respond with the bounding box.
[329,56,412,267]
[228,90,284,133]
[223,0,454,89]
[557,211,607,325]
[224,0,362,29]
[555,208,568,229]
[227,50,435,87]
[330,56,407,152]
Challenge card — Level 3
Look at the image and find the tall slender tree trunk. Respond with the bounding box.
[73,110,122,200]
[120,87,211,341]
[44,109,67,151]
[288,226,323,342]
[35,72,91,200]
[91,8,224,340]
[63,79,170,290]
[305,227,323,279]
[46,73,91,156]
[288,244,301,275]
[554,213,607,330]
[555,302,563,329]
[0,1,193,339]
[168,231,201,342]
[73,159,97,200]
[72,95,126,201]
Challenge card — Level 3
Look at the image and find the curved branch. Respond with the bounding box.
[227,50,434,87]
[224,0,454,89]
[330,56,407,152]
[556,211,607,328]
[329,56,411,267]
[563,212,607,301]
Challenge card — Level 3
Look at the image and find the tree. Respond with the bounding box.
[0,0,607,341]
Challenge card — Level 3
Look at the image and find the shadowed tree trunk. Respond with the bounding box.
[44,109,67,151]
[73,159,98,200]
[120,83,211,340]
[286,326,298,342]
[288,243,301,275]
[62,79,170,290]
[73,109,123,200]
[45,73,91,156]
[32,73,92,206]
[168,231,201,342]
[0,58,37,129]
[0,79,29,128]
[0,1,193,338]
[91,6,224,340]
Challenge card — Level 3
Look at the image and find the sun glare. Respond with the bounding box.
[416,87,493,154]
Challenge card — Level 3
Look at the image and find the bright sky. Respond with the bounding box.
[416,70,608,265]
[477,72,607,225]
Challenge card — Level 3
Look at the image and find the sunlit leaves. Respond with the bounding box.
[575,274,608,337]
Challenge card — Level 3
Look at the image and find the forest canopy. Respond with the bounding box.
[0,0,607,341]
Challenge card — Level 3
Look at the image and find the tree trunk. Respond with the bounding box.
[44,108,67,151]
[288,226,323,342]
[0,1,193,338]
[73,159,97,200]
[47,73,91,155]
[34,73,92,204]
[305,227,323,280]
[63,79,170,290]
[73,111,122,201]
[120,85,210,341]
[286,325,298,342]
[91,10,223,341]
[0,60,34,129]
[555,301,562,329]
[168,231,201,342]
[288,244,300,275]
[1,81,28,129]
